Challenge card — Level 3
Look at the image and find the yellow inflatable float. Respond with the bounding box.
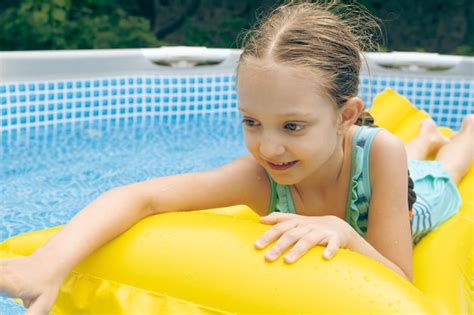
[1,88,472,314]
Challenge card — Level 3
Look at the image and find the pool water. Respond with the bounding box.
[0,113,247,313]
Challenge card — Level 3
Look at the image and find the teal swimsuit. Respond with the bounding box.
[266,126,462,244]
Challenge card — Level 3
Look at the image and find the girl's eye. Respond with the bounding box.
[241,118,259,127]
[284,123,304,132]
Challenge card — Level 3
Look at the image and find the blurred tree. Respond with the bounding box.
[0,0,472,55]
[0,0,162,50]
[350,0,473,55]
[147,0,473,55]
[183,15,247,48]
[147,0,277,47]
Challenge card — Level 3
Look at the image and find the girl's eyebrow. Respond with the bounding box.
[238,108,252,113]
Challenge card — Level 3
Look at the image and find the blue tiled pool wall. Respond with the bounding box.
[1,73,473,138]
[0,74,238,132]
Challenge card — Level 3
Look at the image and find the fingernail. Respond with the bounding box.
[255,240,264,248]
[285,254,295,263]
[266,252,277,260]
[323,250,332,259]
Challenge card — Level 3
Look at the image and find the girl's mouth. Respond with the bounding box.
[267,160,298,170]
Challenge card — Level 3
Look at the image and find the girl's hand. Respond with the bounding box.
[0,255,64,315]
[255,212,353,263]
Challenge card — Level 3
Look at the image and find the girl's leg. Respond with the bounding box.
[435,115,474,185]
[405,119,450,160]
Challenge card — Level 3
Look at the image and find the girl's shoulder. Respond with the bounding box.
[365,127,408,192]
[368,128,406,160]
[349,125,406,192]
[350,125,402,154]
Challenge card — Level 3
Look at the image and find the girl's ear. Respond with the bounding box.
[337,97,364,134]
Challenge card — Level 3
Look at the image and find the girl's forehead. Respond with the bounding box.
[237,62,333,113]
[237,60,317,83]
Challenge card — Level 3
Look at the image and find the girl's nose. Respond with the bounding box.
[259,134,285,159]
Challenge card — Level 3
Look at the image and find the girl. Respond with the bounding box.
[1,1,472,314]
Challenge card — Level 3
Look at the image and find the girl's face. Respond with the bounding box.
[237,62,342,185]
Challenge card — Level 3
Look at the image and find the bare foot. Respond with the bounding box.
[418,119,450,155]
[456,114,474,160]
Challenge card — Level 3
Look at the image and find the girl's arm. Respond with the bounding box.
[347,228,412,281]
[32,155,270,278]
[359,130,414,281]
[0,155,270,312]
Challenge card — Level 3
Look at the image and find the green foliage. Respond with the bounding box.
[0,0,162,50]
[451,45,474,56]
[0,0,472,56]
[183,15,247,48]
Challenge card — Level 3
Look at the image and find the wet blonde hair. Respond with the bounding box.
[238,0,382,124]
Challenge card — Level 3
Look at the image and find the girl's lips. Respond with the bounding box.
[267,160,298,170]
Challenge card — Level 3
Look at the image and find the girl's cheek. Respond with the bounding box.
[244,140,261,161]
[244,134,259,151]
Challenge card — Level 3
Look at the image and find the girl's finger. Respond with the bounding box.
[323,236,341,260]
[23,298,33,308]
[255,220,298,249]
[265,226,311,262]
[259,212,295,225]
[24,285,59,315]
[284,229,325,263]
[24,293,50,315]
